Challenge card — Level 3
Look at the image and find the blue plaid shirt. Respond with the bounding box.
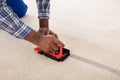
[0,0,50,39]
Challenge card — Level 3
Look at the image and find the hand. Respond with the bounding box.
[38,28,58,38]
[24,30,64,53]
[38,35,64,53]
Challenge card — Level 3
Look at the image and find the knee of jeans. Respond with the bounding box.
[6,0,28,18]
[17,4,28,18]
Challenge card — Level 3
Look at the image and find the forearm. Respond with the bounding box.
[36,0,50,28]
[24,29,41,45]
[0,2,32,39]
[36,0,50,19]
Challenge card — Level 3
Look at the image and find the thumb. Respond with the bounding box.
[58,40,65,47]
[54,38,65,47]
[46,29,50,35]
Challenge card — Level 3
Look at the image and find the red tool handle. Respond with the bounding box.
[34,46,63,59]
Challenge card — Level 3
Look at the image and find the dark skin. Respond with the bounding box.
[24,19,64,53]
[38,19,58,38]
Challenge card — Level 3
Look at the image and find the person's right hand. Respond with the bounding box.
[24,30,64,53]
[38,35,64,53]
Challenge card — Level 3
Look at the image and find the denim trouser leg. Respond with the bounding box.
[6,0,28,18]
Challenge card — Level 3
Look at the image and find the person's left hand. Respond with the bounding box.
[38,28,58,38]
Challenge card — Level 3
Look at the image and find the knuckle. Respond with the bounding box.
[46,45,50,49]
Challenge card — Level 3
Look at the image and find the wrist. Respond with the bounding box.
[39,19,49,28]
[24,30,41,45]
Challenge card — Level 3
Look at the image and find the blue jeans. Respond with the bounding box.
[6,0,28,18]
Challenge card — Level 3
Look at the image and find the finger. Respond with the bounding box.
[54,34,58,38]
[43,30,48,35]
[58,40,65,47]
[46,36,59,51]
[50,31,58,38]
[53,38,65,47]
[52,33,58,38]
[50,42,59,51]
[46,29,50,35]
[46,48,54,53]
[45,44,54,53]
[38,30,46,35]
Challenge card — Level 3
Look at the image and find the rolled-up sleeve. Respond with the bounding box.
[36,0,50,19]
[0,0,32,39]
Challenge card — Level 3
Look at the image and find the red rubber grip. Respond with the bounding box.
[34,46,63,59]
